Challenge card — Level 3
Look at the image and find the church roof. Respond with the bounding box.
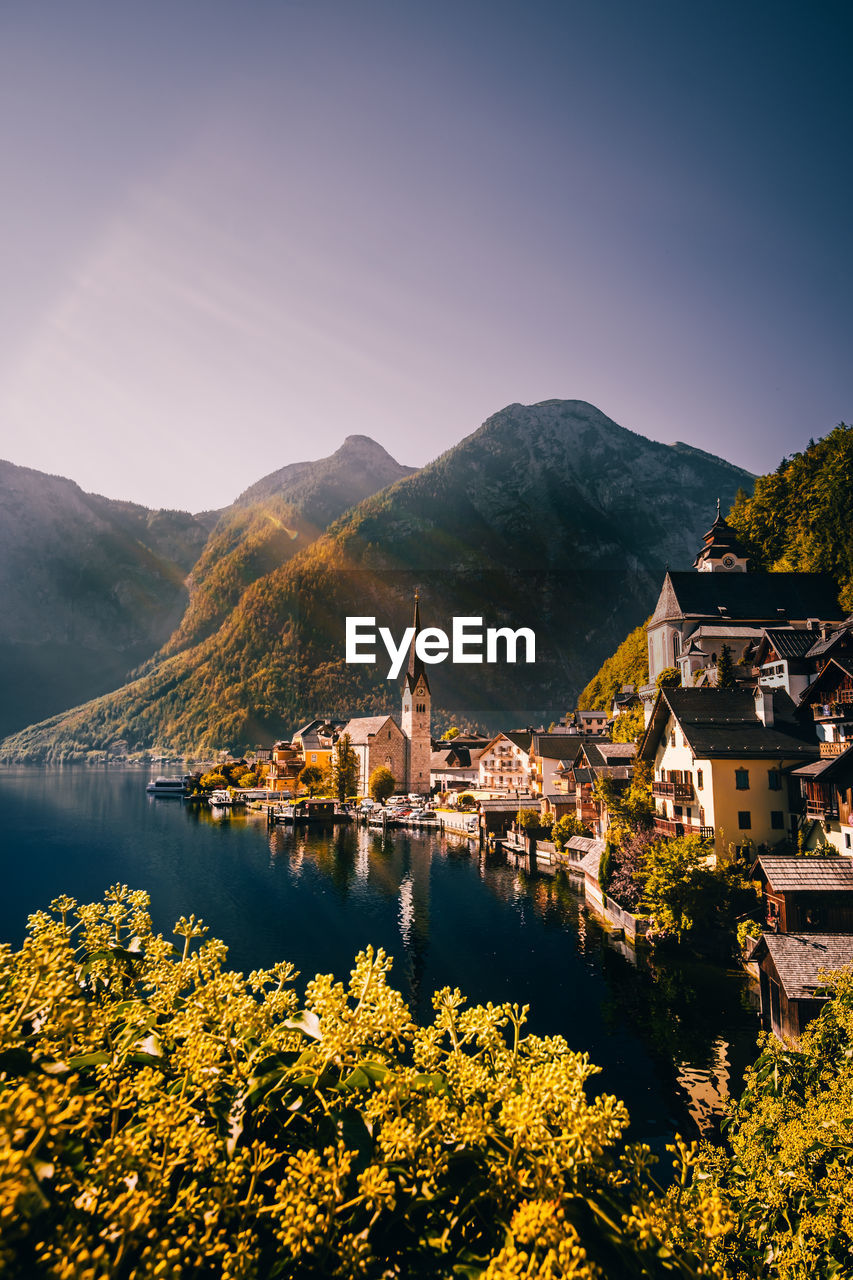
[650,571,841,628]
[340,716,396,745]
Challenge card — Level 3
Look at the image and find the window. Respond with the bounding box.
[670,731,676,747]
[846,832,851,850]
[768,769,782,791]
[311,753,317,763]
[738,811,751,830]
[770,810,784,829]
[735,769,750,790]
[696,769,703,790]
[388,731,391,739]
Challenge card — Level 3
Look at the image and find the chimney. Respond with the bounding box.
[755,687,774,726]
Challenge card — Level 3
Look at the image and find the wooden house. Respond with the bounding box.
[790,745,853,855]
[751,932,853,1042]
[751,855,853,933]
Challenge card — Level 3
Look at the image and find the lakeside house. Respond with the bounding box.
[750,932,853,1042]
[639,686,818,862]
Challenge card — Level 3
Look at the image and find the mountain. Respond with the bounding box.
[0,402,755,761]
[0,460,216,737]
[0,438,413,739]
[162,436,415,655]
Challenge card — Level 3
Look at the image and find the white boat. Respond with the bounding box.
[146,776,187,796]
[209,789,233,807]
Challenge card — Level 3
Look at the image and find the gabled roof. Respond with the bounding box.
[340,715,397,745]
[790,746,853,782]
[597,742,637,762]
[640,687,818,760]
[799,658,853,705]
[650,571,842,628]
[532,733,584,759]
[753,933,853,999]
[753,855,853,893]
[756,629,818,662]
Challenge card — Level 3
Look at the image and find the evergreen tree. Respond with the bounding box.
[329,732,359,803]
[716,642,736,689]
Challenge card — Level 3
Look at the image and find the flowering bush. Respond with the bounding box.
[1,887,727,1278]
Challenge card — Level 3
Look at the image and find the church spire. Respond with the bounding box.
[404,592,429,692]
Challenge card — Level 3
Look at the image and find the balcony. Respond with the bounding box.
[652,780,695,802]
[813,703,853,721]
[806,798,839,819]
[653,816,714,840]
[820,741,849,757]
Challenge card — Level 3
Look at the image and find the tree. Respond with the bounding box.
[440,726,460,740]
[641,833,735,942]
[298,764,325,796]
[551,813,590,849]
[594,762,654,844]
[655,666,681,691]
[716,642,736,690]
[328,733,360,803]
[515,807,542,834]
[611,704,645,744]
[368,765,395,804]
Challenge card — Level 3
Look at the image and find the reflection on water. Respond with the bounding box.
[0,768,761,1145]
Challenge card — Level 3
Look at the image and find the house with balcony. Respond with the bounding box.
[790,745,853,855]
[553,740,636,835]
[639,686,819,862]
[478,732,535,794]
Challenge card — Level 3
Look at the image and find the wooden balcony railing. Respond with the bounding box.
[653,816,715,840]
[652,780,695,802]
[820,741,848,757]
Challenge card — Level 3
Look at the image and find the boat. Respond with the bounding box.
[146,776,187,797]
[209,789,233,807]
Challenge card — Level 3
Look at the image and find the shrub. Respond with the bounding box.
[0,888,726,1278]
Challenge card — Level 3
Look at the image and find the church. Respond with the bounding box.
[340,595,432,796]
[642,504,844,722]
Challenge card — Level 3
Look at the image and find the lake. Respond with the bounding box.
[0,766,761,1152]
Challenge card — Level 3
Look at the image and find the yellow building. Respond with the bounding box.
[640,686,819,862]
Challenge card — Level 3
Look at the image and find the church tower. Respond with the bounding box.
[693,500,750,572]
[400,594,432,795]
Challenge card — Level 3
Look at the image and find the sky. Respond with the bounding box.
[0,0,851,512]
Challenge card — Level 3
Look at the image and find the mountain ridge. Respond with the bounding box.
[0,401,754,760]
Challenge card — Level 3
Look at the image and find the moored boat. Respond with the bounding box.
[146,776,188,797]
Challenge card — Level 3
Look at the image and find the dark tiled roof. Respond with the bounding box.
[760,629,819,660]
[790,747,853,781]
[755,933,853,999]
[533,734,584,759]
[502,731,534,754]
[754,856,853,892]
[660,688,818,758]
[651,571,841,625]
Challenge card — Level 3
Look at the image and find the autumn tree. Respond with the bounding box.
[298,764,325,796]
[368,765,395,804]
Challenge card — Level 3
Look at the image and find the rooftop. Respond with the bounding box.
[754,932,853,999]
[753,855,853,893]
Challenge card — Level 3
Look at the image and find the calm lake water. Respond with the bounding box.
[0,767,761,1151]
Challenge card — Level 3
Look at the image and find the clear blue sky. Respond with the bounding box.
[0,1,850,510]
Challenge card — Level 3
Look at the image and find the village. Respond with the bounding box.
[193,505,851,1049]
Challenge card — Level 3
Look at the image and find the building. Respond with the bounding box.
[399,596,432,795]
[751,932,853,1042]
[751,855,853,933]
[478,732,535,793]
[790,745,853,855]
[340,715,408,796]
[291,720,346,773]
[642,506,843,720]
[639,686,819,861]
[430,738,487,793]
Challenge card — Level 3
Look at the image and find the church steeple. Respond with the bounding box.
[400,591,431,794]
[404,592,430,693]
[693,501,749,573]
